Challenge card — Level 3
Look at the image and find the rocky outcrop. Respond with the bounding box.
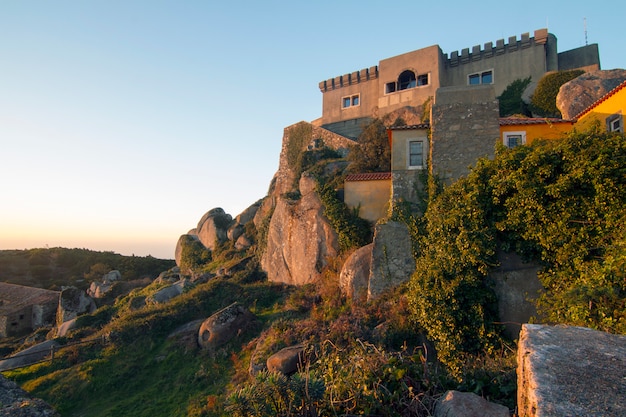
[435,390,509,417]
[368,221,415,300]
[261,173,339,285]
[517,324,626,417]
[266,344,306,376]
[0,374,59,416]
[87,270,121,298]
[197,302,255,351]
[146,279,191,304]
[557,69,626,119]
[56,287,96,325]
[196,208,233,250]
[339,244,372,301]
[56,317,77,338]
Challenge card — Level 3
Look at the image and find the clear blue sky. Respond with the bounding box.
[1,1,623,259]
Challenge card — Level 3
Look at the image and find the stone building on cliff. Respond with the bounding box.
[315,28,600,140]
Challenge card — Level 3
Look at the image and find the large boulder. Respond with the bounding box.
[261,173,339,285]
[368,221,415,300]
[146,279,191,304]
[56,287,96,324]
[266,344,306,376]
[174,233,199,267]
[228,201,261,242]
[339,244,373,302]
[0,373,59,416]
[197,302,255,351]
[435,390,509,417]
[196,208,233,250]
[557,69,626,119]
[517,324,626,417]
[86,270,121,298]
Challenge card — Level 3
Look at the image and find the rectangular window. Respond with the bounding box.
[408,140,424,169]
[468,70,493,85]
[417,74,429,86]
[503,131,526,148]
[607,113,623,132]
[385,82,396,94]
[342,94,360,109]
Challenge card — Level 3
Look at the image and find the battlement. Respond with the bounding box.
[318,66,378,92]
[445,29,550,67]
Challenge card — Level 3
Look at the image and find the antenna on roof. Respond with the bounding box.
[584,17,588,45]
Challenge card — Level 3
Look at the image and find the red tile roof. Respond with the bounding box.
[388,124,430,130]
[574,79,626,120]
[345,172,392,182]
[499,117,574,126]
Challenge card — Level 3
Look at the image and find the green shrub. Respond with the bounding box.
[317,180,372,252]
[347,118,390,173]
[498,77,531,116]
[179,235,212,273]
[530,70,584,117]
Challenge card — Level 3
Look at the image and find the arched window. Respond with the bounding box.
[398,70,417,90]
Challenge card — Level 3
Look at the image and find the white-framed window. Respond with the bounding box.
[503,131,526,148]
[408,140,426,169]
[606,113,623,133]
[342,94,360,109]
[468,70,493,85]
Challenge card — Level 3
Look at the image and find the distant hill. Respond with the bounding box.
[0,248,175,290]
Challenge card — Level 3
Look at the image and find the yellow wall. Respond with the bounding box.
[344,179,391,222]
[574,83,626,132]
[390,128,429,170]
[500,120,574,145]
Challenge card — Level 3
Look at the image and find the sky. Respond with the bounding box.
[1,1,624,260]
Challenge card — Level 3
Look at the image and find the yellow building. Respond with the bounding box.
[499,117,575,147]
[344,172,391,222]
[574,80,626,133]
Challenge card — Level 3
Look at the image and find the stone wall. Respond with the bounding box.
[430,85,499,184]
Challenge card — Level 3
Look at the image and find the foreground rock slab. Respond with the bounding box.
[517,324,626,417]
[0,374,58,416]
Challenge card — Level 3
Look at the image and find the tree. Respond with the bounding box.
[498,77,531,117]
[348,118,390,173]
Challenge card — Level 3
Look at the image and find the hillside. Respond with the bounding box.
[0,248,175,291]
[1,126,625,416]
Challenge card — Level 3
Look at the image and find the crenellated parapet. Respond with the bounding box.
[318,66,378,92]
[446,28,549,67]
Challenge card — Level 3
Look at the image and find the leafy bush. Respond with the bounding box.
[347,118,391,173]
[530,70,584,117]
[498,77,531,117]
[179,235,212,273]
[317,180,372,252]
[408,128,626,376]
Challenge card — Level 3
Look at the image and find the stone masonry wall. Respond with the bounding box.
[430,85,499,184]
